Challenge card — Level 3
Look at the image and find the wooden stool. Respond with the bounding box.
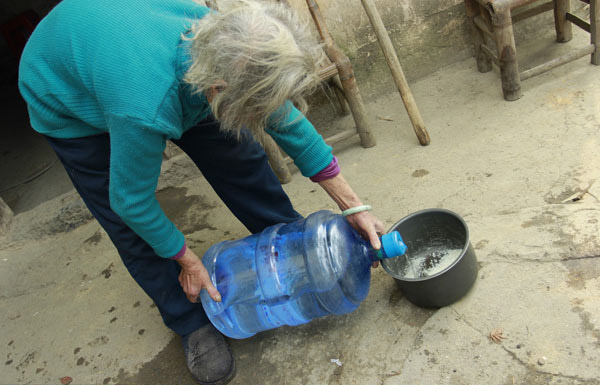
[264,0,376,183]
[465,0,599,101]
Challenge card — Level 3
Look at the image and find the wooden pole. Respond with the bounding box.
[330,76,351,115]
[512,1,554,23]
[566,12,591,32]
[0,197,13,237]
[282,128,359,164]
[520,44,595,80]
[554,0,573,42]
[591,0,599,64]
[360,0,430,146]
[306,0,376,148]
[490,5,523,101]
[262,135,293,184]
[465,0,493,73]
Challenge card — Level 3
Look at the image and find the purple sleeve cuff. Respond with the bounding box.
[170,243,187,260]
[310,156,340,182]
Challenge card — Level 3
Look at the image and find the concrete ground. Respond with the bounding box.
[1,27,600,385]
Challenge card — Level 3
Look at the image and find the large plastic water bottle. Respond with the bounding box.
[200,210,407,339]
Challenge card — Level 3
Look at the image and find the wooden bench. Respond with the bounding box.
[465,0,599,101]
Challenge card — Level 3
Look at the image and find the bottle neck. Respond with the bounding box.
[365,239,390,262]
[364,231,407,262]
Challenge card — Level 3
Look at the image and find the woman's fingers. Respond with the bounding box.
[367,225,381,250]
[178,261,222,303]
[200,268,221,302]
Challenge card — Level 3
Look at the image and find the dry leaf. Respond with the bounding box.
[489,328,506,343]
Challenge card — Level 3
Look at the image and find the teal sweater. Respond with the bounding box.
[18,0,332,257]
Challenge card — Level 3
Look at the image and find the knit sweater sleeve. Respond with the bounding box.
[265,101,333,177]
[106,114,184,258]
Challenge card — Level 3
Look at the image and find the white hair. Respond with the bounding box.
[184,0,325,142]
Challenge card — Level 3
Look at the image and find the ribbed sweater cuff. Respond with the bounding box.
[310,156,340,182]
[294,137,333,177]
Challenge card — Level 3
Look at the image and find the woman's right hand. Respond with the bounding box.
[176,247,221,303]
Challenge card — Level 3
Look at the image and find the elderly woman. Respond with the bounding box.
[19,0,384,383]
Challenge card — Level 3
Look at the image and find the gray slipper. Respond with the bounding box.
[182,324,236,385]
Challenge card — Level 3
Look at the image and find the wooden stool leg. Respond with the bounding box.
[465,0,492,72]
[592,0,599,64]
[490,6,522,101]
[554,0,573,42]
[307,0,375,147]
[329,77,351,115]
[328,46,376,148]
[262,135,292,184]
[0,197,13,237]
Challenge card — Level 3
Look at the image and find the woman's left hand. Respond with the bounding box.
[345,211,385,268]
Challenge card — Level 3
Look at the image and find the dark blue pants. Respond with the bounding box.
[46,117,301,336]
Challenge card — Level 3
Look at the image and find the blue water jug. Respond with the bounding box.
[200,210,407,339]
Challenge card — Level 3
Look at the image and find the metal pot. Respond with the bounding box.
[381,208,478,308]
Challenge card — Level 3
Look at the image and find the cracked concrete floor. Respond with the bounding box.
[2,31,600,384]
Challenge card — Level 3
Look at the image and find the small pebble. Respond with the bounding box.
[516,344,521,349]
[60,376,73,385]
[537,357,546,366]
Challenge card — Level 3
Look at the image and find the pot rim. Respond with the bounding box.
[382,208,470,282]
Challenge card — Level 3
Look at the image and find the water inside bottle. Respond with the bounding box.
[202,211,374,338]
[401,247,462,279]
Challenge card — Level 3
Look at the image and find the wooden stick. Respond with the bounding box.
[317,63,338,79]
[490,0,539,9]
[360,0,430,146]
[307,0,376,148]
[0,197,13,237]
[491,6,523,101]
[566,12,591,32]
[330,76,351,115]
[262,135,292,184]
[520,44,595,79]
[511,1,554,23]
[592,0,599,64]
[554,0,573,41]
[306,0,333,46]
[474,15,493,36]
[481,43,501,66]
[283,128,358,163]
[466,0,493,72]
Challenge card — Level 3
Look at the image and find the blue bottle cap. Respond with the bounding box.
[381,231,407,258]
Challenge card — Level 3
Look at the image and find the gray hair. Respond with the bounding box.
[184,0,325,142]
